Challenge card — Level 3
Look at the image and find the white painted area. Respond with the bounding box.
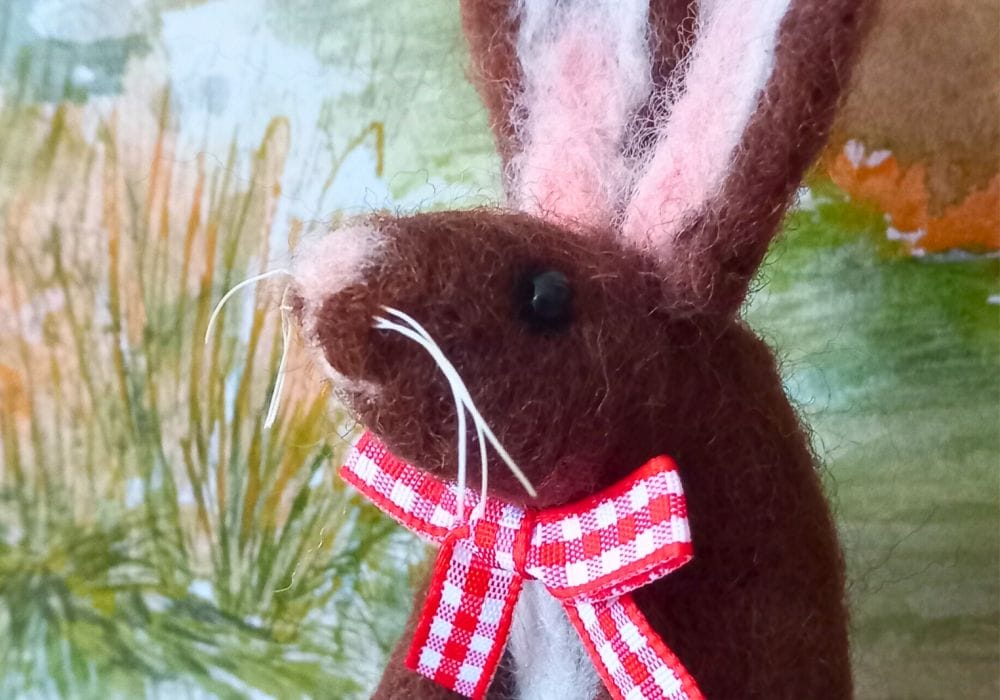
[70,64,97,87]
[158,0,367,258]
[28,0,152,42]
[886,227,926,245]
[124,477,145,509]
[188,579,215,602]
[843,138,866,168]
[155,0,488,258]
[844,139,893,169]
[508,581,600,700]
[158,0,360,159]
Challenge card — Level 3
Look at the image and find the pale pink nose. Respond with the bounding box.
[289,222,386,382]
[290,223,381,323]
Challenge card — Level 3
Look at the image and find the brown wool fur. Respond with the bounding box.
[293,1,873,697]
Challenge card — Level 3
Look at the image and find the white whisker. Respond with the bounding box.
[377,307,537,499]
[204,268,291,345]
[264,295,293,429]
[468,414,536,499]
[373,318,471,519]
[456,391,468,521]
[205,268,293,431]
[471,421,489,521]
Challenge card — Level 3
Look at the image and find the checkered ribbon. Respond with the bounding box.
[341,432,703,700]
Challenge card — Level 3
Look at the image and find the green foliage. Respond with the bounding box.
[748,184,1000,699]
[0,91,421,698]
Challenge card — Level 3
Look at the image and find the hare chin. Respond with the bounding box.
[507,581,600,700]
[320,362,381,403]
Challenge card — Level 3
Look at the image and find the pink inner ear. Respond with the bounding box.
[513,24,637,229]
[623,0,792,249]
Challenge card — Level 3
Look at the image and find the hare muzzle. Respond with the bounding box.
[290,222,385,384]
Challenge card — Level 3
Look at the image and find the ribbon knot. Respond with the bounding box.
[341,432,704,700]
[448,510,533,576]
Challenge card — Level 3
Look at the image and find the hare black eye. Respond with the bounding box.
[516,268,573,332]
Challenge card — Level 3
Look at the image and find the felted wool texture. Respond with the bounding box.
[291,1,872,697]
[505,581,601,700]
[291,223,383,343]
[458,0,698,217]
[463,0,872,316]
[461,0,696,217]
[508,0,651,227]
[293,208,850,698]
[622,1,697,160]
[623,0,795,246]
[460,0,523,175]
[626,0,875,316]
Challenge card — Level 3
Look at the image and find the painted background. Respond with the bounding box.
[0,1,997,698]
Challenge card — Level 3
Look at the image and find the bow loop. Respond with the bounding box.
[525,456,693,602]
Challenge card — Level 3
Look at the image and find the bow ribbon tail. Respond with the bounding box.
[406,535,523,699]
[564,594,704,700]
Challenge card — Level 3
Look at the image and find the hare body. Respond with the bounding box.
[292,0,871,697]
[294,211,851,698]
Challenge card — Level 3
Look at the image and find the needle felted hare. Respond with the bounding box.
[288,0,871,697]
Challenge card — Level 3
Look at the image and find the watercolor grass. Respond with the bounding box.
[0,86,424,698]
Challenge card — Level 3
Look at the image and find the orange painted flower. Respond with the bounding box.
[826,140,1000,255]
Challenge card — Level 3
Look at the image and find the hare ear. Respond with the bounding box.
[462,0,680,229]
[622,0,872,315]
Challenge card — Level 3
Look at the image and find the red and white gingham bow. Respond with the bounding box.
[341,432,703,700]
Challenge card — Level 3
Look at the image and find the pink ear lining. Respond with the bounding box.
[513,27,628,227]
[622,0,793,248]
[510,0,794,245]
[511,1,650,230]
